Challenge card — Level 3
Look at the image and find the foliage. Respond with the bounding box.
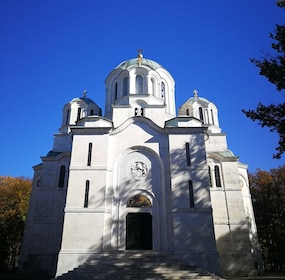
[249,166,285,270]
[242,3,285,159]
[0,176,32,271]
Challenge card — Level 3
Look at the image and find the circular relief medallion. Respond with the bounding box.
[130,161,148,179]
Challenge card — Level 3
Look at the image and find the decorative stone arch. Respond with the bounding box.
[147,70,161,98]
[112,146,165,251]
[239,173,250,196]
[125,189,154,208]
[156,68,175,115]
[128,67,149,94]
[116,70,130,98]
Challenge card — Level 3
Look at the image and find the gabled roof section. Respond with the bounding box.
[208,150,239,162]
[165,117,203,127]
[76,116,113,128]
[110,116,165,136]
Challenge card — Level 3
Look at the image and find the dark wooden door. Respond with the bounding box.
[126,213,152,250]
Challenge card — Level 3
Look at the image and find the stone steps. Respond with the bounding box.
[54,252,224,279]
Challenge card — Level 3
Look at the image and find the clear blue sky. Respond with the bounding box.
[0,0,284,178]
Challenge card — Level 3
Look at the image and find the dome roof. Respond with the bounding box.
[116,58,163,70]
[70,97,97,105]
[185,96,212,105]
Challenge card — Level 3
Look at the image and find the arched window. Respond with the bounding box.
[211,109,215,125]
[90,109,94,116]
[151,77,156,96]
[199,107,204,123]
[123,77,129,96]
[215,165,222,187]
[134,107,143,116]
[84,180,90,208]
[65,109,70,125]
[185,142,191,166]
[77,108,81,122]
[208,166,212,187]
[136,75,143,94]
[127,194,151,208]
[186,109,190,116]
[58,165,65,188]
[87,142,92,166]
[188,180,194,208]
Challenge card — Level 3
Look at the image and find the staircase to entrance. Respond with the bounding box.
[54,251,224,279]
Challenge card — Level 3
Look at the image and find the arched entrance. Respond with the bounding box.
[126,213,152,250]
[113,147,167,251]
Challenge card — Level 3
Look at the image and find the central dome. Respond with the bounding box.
[116,58,163,70]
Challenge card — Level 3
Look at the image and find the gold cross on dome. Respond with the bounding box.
[137,49,143,66]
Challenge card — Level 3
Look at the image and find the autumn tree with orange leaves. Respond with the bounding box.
[249,165,285,271]
[0,176,32,271]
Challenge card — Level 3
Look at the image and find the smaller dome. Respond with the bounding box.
[184,96,212,105]
[70,97,97,105]
[116,58,163,70]
[178,92,220,132]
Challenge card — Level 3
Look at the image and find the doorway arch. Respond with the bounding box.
[113,147,166,251]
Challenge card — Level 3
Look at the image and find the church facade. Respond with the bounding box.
[19,54,260,277]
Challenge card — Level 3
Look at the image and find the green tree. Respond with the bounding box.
[242,2,285,159]
[0,176,32,271]
[249,166,285,270]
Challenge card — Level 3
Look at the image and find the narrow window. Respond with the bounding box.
[188,180,194,208]
[141,108,143,116]
[215,165,222,187]
[151,78,156,96]
[185,142,191,166]
[87,142,92,166]
[123,77,129,96]
[58,165,65,188]
[84,180,90,208]
[77,108,81,121]
[90,109,94,116]
[136,75,143,94]
[199,107,204,123]
[186,108,189,116]
[211,109,215,125]
[208,166,212,187]
[99,108,102,116]
[65,109,70,125]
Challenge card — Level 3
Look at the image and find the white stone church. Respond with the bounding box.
[19,53,261,277]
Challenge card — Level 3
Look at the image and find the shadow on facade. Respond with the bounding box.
[215,218,262,277]
[54,140,225,278]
